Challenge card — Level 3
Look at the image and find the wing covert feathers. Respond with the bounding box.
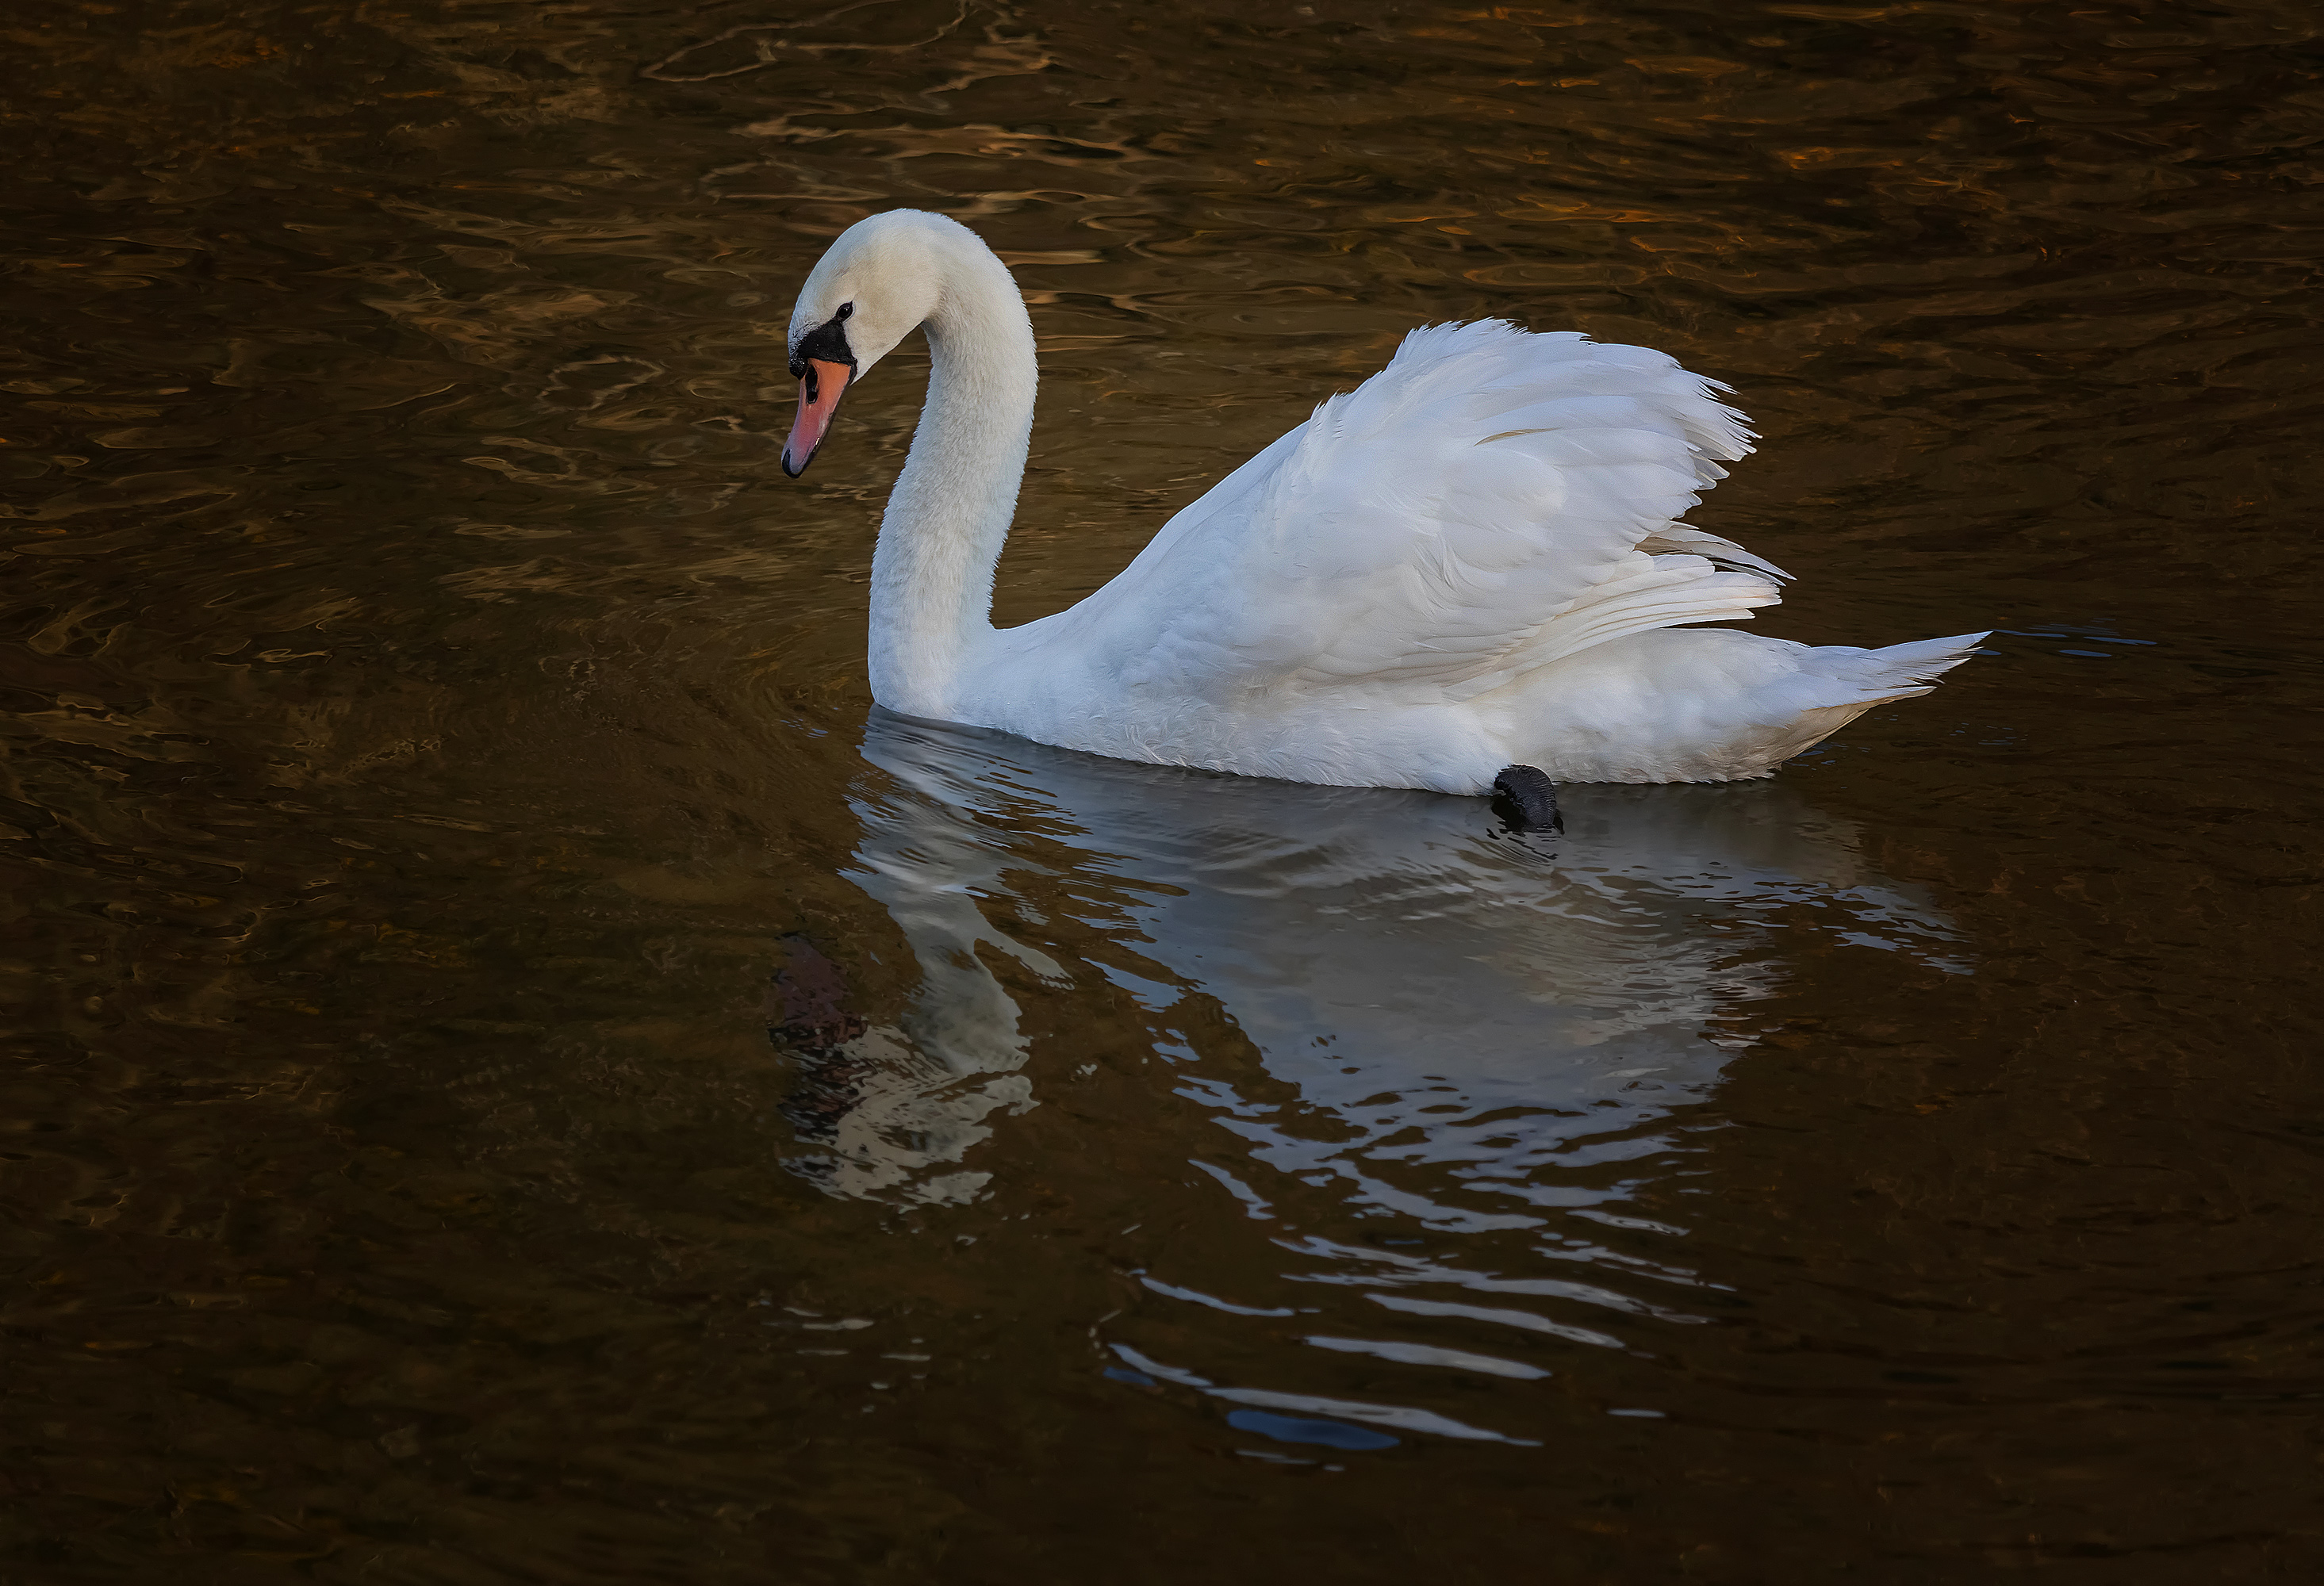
[1144,320,1778,699]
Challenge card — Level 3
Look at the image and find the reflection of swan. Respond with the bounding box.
[779,209,1986,790]
[781,712,1962,1215]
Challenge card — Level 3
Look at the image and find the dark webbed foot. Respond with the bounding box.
[1490,764,1563,834]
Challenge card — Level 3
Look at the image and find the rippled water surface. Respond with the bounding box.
[6,1,2322,1580]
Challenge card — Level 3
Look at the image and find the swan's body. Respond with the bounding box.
[783,210,1985,793]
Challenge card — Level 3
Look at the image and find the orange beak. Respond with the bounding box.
[782,358,852,477]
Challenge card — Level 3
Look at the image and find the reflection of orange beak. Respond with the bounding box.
[782,358,851,477]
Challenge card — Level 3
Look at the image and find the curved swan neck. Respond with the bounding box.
[866,231,1036,719]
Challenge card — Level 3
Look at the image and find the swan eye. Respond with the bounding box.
[837,302,853,320]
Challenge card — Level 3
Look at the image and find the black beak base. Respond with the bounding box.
[789,314,857,379]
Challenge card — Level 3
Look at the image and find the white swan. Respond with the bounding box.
[780,209,1985,801]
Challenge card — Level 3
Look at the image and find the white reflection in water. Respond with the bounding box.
[1106,1343,1540,1446]
[786,711,1963,1218]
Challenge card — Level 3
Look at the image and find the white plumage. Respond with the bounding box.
[782,211,1985,794]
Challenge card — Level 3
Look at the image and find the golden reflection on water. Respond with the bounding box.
[3,0,2322,1579]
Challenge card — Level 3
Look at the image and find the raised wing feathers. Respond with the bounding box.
[1079,321,1771,705]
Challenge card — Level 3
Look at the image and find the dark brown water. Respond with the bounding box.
[6,2,2322,1580]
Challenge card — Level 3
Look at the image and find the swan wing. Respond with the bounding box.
[1058,322,1778,705]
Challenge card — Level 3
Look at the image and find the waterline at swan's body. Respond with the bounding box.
[781,209,1985,794]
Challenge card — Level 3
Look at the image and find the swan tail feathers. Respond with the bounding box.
[1814,631,1992,703]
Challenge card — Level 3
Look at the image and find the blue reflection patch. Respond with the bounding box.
[1104,1366,1156,1386]
[1226,1408,1398,1450]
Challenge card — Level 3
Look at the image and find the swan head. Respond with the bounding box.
[780,211,953,477]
